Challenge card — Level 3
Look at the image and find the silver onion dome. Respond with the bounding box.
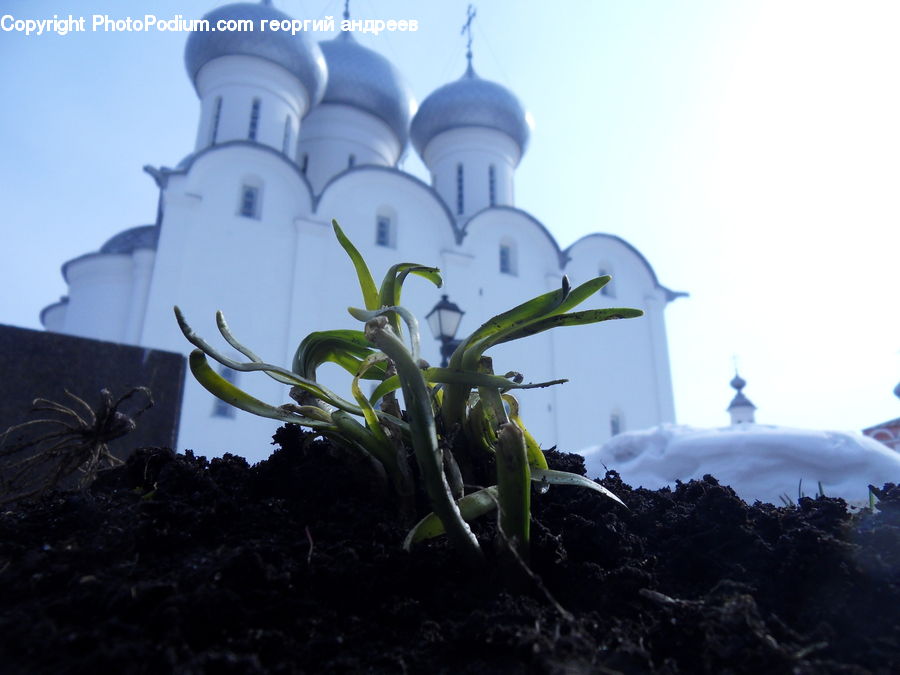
[100,225,160,255]
[410,63,530,157]
[184,3,327,105]
[319,31,416,146]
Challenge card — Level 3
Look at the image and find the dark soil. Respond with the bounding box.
[1,426,898,674]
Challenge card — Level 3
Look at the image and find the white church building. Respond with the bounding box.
[40,2,683,462]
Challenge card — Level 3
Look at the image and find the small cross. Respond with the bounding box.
[460,4,477,66]
[343,0,350,21]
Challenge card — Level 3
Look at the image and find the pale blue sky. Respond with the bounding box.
[1,0,898,434]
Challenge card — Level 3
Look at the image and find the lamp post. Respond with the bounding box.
[426,294,464,368]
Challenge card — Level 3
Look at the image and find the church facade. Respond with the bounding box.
[40,2,682,462]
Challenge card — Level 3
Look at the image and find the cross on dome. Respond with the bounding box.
[460,4,477,69]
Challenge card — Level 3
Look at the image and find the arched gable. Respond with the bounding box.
[315,166,458,261]
[461,207,566,281]
[565,233,686,302]
[462,206,565,266]
[162,140,316,215]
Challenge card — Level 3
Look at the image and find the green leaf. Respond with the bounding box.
[349,305,422,363]
[465,397,498,455]
[292,329,384,380]
[188,350,332,428]
[501,394,549,471]
[333,219,379,310]
[494,307,644,345]
[546,275,611,317]
[531,468,626,507]
[351,353,394,458]
[371,368,566,404]
[378,263,443,334]
[177,306,366,414]
[329,409,393,473]
[441,278,571,429]
[403,486,499,550]
[496,422,530,556]
[452,277,571,369]
[366,315,483,565]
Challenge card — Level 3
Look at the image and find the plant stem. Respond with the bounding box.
[365,316,483,566]
[496,422,530,560]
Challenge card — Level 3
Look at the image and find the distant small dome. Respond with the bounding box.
[894,381,900,400]
[100,225,159,255]
[184,3,326,104]
[319,31,415,145]
[728,372,755,411]
[410,63,530,157]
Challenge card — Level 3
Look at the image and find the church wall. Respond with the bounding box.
[455,211,567,447]
[308,169,461,402]
[140,146,316,458]
[39,20,680,463]
[555,236,677,451]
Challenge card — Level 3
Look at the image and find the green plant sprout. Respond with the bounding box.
[175,219,641,565]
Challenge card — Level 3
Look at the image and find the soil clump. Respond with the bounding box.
[1,427,897,674]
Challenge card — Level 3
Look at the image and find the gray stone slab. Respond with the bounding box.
[0,325,185,496]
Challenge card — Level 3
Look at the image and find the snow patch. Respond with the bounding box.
[579,424,900,504]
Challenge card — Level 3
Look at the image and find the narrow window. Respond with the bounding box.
[239,185,260,218]
[210,96,222,146]
[213,368,238,418]
[598,267,616,297]
[248,98,261,140]
[348,154,356,168]
[301,153,309,174]
[456,163,464,215]
[499,244,513,275]
[488,165,496,206]
[375,215,392,247]
[610,412,622,436]
[281,115,292,155]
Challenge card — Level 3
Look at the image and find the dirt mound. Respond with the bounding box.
[1,427,897,673]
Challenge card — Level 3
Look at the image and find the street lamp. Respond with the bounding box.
[426,294,464,367]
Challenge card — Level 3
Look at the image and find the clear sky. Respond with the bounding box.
[1,0,898,434]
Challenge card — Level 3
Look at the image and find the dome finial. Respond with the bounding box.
[727,360,756,424]
[343,0,350,21]
[460,4,477,74]
[730,354,745,391]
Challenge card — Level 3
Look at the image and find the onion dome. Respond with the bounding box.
[100,225,159,254]
[184,2,326,104]
[728,372,756,411]
[318,31,416,146]
[410,63,531,157]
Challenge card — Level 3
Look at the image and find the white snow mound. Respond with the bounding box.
[579,424,900,505]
